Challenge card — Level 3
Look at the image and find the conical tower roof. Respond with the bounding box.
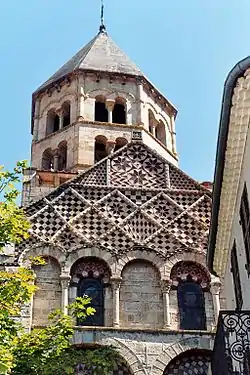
[35,30,143,93]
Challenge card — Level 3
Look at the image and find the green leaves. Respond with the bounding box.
[68,296,96,323]
[0,161,30,250]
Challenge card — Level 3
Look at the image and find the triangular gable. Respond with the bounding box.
[24,141,209,217]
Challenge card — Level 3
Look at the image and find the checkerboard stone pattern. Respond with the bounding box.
[17,143,212,257]
[164,352,210,375]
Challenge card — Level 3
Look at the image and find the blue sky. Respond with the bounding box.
[0,0,250,182]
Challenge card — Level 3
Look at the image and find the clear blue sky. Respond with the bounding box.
[0,0,250,182]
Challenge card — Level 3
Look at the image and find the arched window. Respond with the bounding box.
[178,278,206,330]
[46,109,60,135]
[95,96,108,122]
[78,278,104,326]
[62,101,71,127]
[114,137,128,152]
[95,135,108,162]
[41,148,54,170]
[58,141,67,171]
[113,98,126,124]
[155,120,167,146]
[170,261,210,331]
[70,257,111,327]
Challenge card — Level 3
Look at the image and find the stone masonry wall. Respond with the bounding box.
[120,260,164,329]
[32,257,61,326]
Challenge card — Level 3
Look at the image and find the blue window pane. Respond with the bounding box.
[178,282,206,330]
[78,279,104,326]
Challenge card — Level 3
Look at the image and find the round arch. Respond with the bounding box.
[18,244,66,269]
[115,249,165,279]
[164,252,207,280]
[64,247,117,276]
[153,338,212,374]
[163,349,212,375]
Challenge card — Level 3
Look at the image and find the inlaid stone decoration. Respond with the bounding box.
[16,142,211,261]
[163,351,211,375]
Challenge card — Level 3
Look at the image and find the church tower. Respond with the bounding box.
[22,25,178,205]
[11,16,220,375]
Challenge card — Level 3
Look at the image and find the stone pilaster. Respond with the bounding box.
[210,280,221,322]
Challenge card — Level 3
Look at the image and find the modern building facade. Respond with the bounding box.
[208,57,250,374]
[2,24,219,374]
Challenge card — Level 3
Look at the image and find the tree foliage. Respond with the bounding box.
[0,161,30,248]
[0,163,120,375]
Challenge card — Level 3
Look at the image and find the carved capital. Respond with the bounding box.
[111,277,122,291]
[106,140,116,155]
[105,99,116,111]
[210,281,221,295]
[161,279,172,294]
[60,275,71,289]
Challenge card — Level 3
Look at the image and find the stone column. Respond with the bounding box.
[170,113,177,154]
[111,277,122,327]
[151,124,156,137]
[56,108,63,130]
[33,98,41,141]
[106,140,116,155]
[210,281,221,322]
[106,99,115,123]
[161,279,172,328]
[78,87,85,120]
[60,275,71,315]
[53,150,59,171]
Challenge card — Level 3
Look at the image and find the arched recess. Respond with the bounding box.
[155,120,167,146]
[95,95,108,122]
[163,349,211,375]
[120,259,163,329]
[70,257,111,327]
[62,346,133,375]
[95,135,108,162]
[113,97,126,124]
[58,141,67,171]
[32,256,61,326]
[41,148,54,170]
[170,261,211,331]
[46,108,60,135]
[114,137,128,152]
[62,101,71,127]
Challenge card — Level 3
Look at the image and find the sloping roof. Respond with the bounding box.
[16,141,211,262]
[35,30,143,93]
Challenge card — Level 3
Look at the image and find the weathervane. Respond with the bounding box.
[99,0,106,33]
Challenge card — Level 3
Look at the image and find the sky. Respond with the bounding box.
[0,0,250,182]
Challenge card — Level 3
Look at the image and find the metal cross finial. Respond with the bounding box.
[99,0,106,33]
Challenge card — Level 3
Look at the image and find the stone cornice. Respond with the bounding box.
[212,73,250,277]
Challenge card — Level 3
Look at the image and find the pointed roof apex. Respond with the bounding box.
[35,31,143,94]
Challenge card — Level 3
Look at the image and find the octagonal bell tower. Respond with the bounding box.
[23,25,178,205]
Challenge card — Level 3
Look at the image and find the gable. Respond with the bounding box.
[16,141,211,262]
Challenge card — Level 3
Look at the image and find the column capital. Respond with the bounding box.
[111,277,122,290]
[210,281,221,295]
[105,99,116,111]
[161,279,172,294]
[106,140,116,155]
[60,274,71,288]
